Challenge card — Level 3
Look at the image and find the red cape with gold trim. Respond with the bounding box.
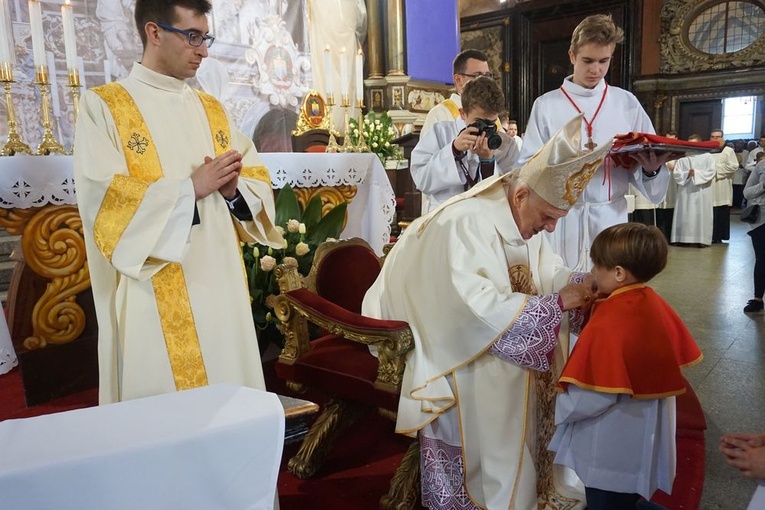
[557,284,703,399]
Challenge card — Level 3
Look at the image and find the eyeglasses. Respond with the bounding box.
[457,72,494,79]
[156,22,215,48]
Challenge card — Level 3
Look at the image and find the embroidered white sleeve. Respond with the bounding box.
[489,294,562,371]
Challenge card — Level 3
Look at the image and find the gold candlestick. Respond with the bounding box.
[338,94,354,153]
[325,93,341,153]
[354,99,370,153]
[0,62,32,156]
[67,68,81,128]
[34,65,66,156]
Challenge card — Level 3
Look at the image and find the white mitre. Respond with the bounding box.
[517,113,612,210]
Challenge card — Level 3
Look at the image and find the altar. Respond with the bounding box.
[0,152,394,404]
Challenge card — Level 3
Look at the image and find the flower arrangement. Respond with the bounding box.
[242,184,347,352]
[348,111,403,165]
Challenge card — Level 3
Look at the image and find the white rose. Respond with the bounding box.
[283,256,299,267]
[260,255,276,271]
[298,223,306,234]
[275,225,285,236]
[372,142,378,148]
[295,242,310,256]
[287,219,300,233]
[375,119,381,125]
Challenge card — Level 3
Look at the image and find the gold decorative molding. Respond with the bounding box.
[0,205,90,350]
[293,185,357,230]
[660,0,765,73]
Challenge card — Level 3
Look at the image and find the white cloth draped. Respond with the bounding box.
[518,77,668,270]
[0,384,285,510]
[671,154,715,245]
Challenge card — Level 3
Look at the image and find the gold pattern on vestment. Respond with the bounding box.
[563,159,601,205]
[194,89,230,156]
[508,264,537,296]
[0,206,90,350]
[241,165,272,187]
[91,83,208,390]
[293,185,356,229]
[93,175,149,262]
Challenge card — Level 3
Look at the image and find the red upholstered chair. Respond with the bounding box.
[271,238,418,509]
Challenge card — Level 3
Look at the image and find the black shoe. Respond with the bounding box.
[744,299,764,313]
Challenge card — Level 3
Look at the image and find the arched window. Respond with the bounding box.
[688,1,765,54]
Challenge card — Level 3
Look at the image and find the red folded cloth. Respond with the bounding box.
[609,132,720,169]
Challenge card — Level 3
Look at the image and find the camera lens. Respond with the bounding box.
[487,133,502,150]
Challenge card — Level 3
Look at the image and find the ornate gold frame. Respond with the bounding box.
[292,90,331,135]
[660,0,765,73]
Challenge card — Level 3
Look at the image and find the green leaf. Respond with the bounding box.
[306,202,347,245]
[301,194,323,231]
[275,183,301,227]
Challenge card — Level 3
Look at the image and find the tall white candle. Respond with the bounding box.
[61,0,77,71]
[339,47,348,97]
[355,49,363,102]
[323,45,333,98]
[28,0,45,68]
[0,0,12,64]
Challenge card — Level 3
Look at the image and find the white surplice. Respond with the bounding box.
[671,154,716,245]
[74,64,284,404]
[363,179,581,509]
[421,92,462,135]
[712,146,739,207]
[518,77,669,270]
[411,119,522,214]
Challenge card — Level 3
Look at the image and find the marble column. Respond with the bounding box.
[386,0,405,76]
[365,0,384,79]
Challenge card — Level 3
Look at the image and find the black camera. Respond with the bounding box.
[469,118,502,150]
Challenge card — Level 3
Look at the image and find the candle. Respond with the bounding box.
[323,45,333,98]
[339,47,348,97]
[61,0,77,71]
[28,0,45,68]
[0,0,12,64]
[355,49,363,103]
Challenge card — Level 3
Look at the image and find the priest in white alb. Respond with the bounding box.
[74,0,284,404]
[363,115,611,510]
[671,137,716,246]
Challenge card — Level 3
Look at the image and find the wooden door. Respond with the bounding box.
[678,100,723,140]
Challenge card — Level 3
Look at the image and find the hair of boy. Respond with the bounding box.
[461,76,505,116]
[452,49,489,75]
[134,0,212,48]
[498,111,510,123]
[665,130,678,137]
[590,223,668,282]
[569,14,624,54]
[688,134,702,142]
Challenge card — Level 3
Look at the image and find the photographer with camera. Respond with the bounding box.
[411,76,519,214]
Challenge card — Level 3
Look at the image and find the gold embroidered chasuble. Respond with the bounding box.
[74,63,283,404]
[362,180,582,509]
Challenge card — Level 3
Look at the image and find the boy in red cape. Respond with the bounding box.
[549,223,702,510]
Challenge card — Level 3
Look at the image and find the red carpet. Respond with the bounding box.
[0,367,704,509]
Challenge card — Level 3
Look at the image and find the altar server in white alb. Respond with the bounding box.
[710,129,740,243]
[518,14,672,270]
[363,116,610,510]
[411,76,519,213]
[74,0,284,404]
[671,135,716,246]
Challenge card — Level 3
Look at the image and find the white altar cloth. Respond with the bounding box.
[261,152,396,254]
[0,154,76,209]
[0,384,285,510]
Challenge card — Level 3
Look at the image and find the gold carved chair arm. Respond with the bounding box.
[271,288,413,392]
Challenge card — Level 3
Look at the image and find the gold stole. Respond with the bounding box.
[91,84,236,391]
